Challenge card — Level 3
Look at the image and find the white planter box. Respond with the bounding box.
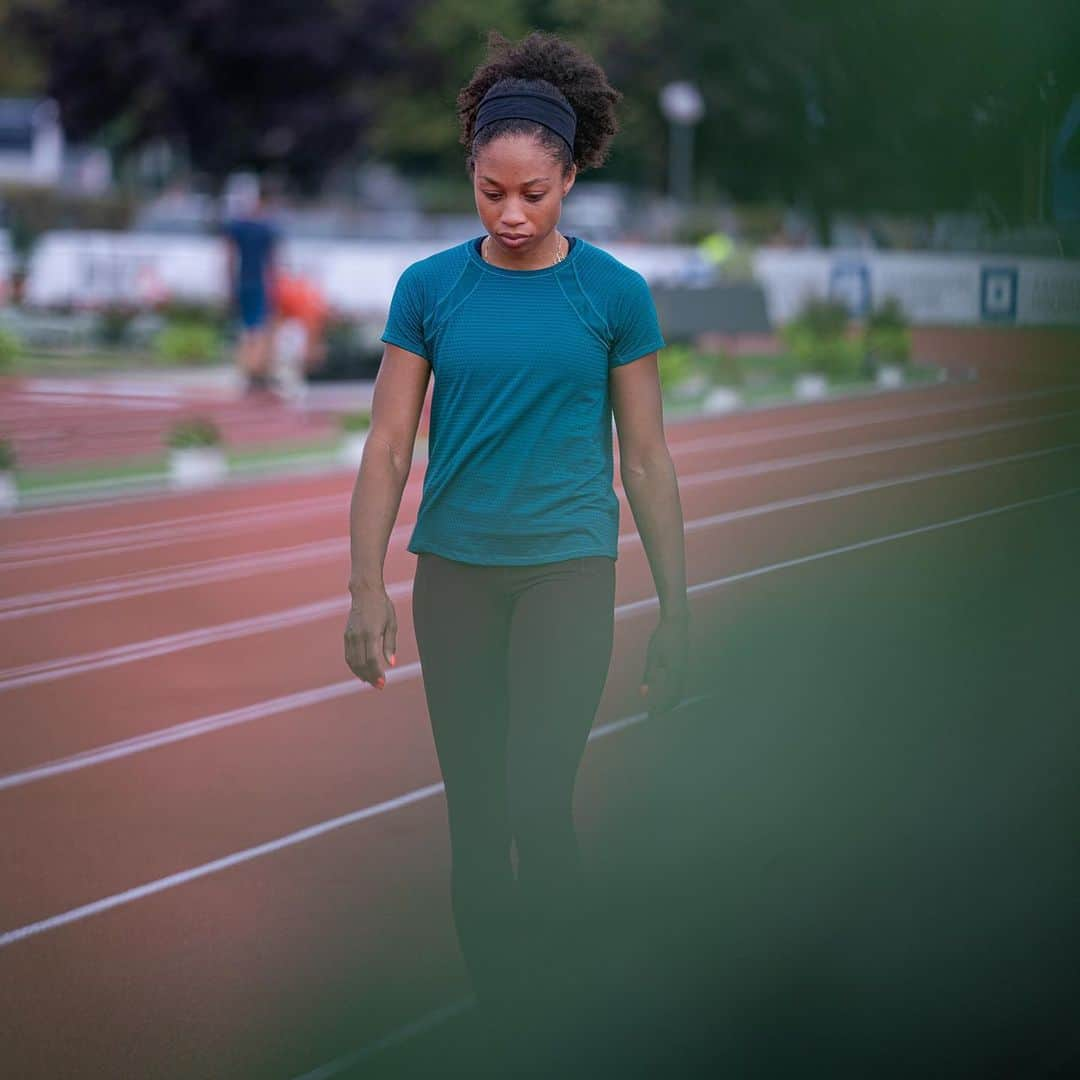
[794,373,829,400]
[169,446,227,489]
[703,386,742,414]
[0,470,17,513]
[340,431,369,467]
[669,373,710,403]
[876,364,905,389]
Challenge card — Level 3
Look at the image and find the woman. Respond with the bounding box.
[344,29,689,1054]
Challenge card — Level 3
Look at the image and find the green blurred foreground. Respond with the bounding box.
[364,474,1079,1077]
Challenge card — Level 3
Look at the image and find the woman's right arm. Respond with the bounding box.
[344,344,431,688]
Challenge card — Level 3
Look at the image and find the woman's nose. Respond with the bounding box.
[501,200,527,226]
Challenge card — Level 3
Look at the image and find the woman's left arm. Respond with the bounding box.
[611,353,689,715]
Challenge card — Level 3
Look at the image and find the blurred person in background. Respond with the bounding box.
[272,270,329,380]
[222,179,279,393]
[343,30,689,1071]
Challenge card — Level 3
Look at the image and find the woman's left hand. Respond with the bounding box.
[640,614,690,717]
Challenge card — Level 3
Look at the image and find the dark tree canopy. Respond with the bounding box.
[17,0,413,188]
[9,0,1080,224]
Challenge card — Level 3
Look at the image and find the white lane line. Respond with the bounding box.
[0,493,349,568]
[674,407,1080,492]
[4,406,1076,621]
[289,696,717,1080]
[0,696,710,951]
[3,498,1076,951]
[10,380,1077,525]
[16,393,178,412]
[23,378,185,399]
[2,440,1076,692]
[0,780,448,949]
[638,486,1080,615]
[2,485,1075,794]
[3,380,1075,564]
[292,999,476,1080]
[0,666,420,792]
[0,537,352,621]
[0,581,411,692]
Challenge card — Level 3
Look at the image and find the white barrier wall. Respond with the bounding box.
[23,231,700,317]
[752,249,1080,327]
[22,230,1080,326]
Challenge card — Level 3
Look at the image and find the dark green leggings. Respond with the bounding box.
[412,551,616,1027]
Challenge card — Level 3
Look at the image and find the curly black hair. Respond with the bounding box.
[457,31,621,176]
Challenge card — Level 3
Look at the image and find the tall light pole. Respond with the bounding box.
[659,81,705,205]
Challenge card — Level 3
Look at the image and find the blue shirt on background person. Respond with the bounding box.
[222,215,279,330]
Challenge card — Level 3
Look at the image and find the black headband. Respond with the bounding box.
[474,89,577,154]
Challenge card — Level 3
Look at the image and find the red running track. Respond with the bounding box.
[1,377,1079,1077]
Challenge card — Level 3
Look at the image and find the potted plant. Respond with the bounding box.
[166,416,227,488]
[863,298,912,388]
[697,348,744,414]
[783,298,860,400]
[339,410,371,466]
[0,437,17,512]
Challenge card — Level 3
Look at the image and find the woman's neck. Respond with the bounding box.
[481,230,566,271]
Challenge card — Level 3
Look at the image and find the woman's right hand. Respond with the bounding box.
[344,586,397,689]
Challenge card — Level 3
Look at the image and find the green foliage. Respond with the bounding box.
[0,183,133,256]
[0,326,20,371]
[166,416,222,449]
[97,306,136,348]
[13,0,1076,218]
[864,298,911,365]
[695,349,743,387]
[866,297,908,334]
[782,298,860,379]
[340,411,372,434]
[154,320,221,365]
[864,327,911,366]
[157,301,227,329]
[794,298,849,340]
[657,344,694,388]
[0,437,15,471]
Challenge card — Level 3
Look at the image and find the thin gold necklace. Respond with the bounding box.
[482,231,565,267]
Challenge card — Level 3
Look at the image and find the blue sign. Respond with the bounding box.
[980,267,1018,322]
[829,261,871,317]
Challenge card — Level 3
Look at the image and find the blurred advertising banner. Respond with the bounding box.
[753,250,1080,327]
[20,230,1080,327]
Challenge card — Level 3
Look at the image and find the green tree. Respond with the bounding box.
[0,0,48,94]
[16,0,412,187]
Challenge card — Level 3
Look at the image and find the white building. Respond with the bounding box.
[0,98,64,187]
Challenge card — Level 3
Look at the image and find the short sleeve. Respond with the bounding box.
[381,263,428,359]
[609,271,666,368]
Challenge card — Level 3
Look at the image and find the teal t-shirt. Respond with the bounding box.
[381,236,665,565]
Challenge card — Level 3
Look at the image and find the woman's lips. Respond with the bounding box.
[497,233,530,247]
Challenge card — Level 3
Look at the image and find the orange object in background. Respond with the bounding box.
[272,272,329,333]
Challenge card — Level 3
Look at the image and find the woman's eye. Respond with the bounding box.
[483,192,502,201]
[524,194,544,202]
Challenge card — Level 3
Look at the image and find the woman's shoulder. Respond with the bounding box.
[572,240,653,299]
[398,240,474,288]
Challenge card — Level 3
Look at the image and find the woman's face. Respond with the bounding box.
[473,134,576,264]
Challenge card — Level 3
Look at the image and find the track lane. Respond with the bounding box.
[2,419,1076,769]
[1,405,1076,683]
[2,448,1076,934]
[1,487,1076,1079]
[2,379,1074,553]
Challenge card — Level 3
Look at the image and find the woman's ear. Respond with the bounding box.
[562,164,577,198]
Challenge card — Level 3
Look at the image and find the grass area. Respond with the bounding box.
[13,435,344,496]
[662,350,943,415]
[11,349,230,374]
